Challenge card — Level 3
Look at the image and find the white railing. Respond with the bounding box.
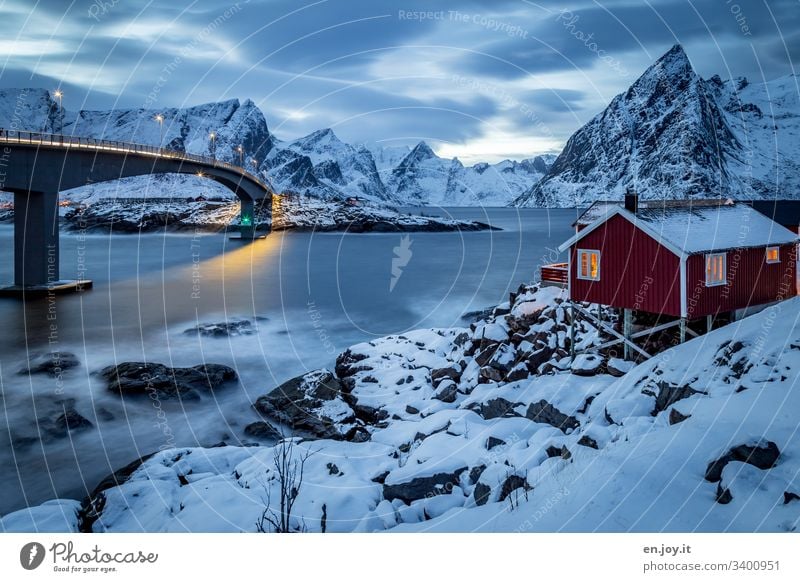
[0,128,269,191]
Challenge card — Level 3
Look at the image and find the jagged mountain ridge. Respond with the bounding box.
[515,45,800,207]
[0,88,550,206]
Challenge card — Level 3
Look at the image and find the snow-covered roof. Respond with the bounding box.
[560,202,798,256]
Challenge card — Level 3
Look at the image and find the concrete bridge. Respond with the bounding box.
[0,129,272,295]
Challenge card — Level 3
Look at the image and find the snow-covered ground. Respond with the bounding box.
[5,284,796,533]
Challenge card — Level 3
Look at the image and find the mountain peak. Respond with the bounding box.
[410,141,436,160]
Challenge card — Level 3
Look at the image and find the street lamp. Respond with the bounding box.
[155,114,164,147]
[236,145,243,166]
[209,131,216,159]
[53,90,63,133]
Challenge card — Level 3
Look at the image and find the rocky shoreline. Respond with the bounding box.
[3,286,798,533]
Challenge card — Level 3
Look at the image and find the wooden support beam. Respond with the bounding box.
[679,318,687,343]
[571,303,651,360]
[629,318,682,340]
[623,308,632,360]
[707,314,713,333]
[569,303,576,362]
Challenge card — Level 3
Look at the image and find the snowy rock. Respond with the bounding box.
[606,358,634,378]
[99,362,237,400]
[652,381,704,415]
[432,381,459,404]
[705,440,781,482]
[525,400,580,433]
[571,354,604,376]
[253,369,357,440]
[383,469,468,504]
[184,319,259,337]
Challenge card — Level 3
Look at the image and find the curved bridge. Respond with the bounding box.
[0,129,273,294]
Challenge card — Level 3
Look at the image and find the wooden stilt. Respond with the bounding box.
[623,308,632,360]
[679,318,687,343]
[569,303,576,361]
[706,314,713,333]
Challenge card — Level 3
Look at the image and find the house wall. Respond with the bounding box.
[569,214,682,316]
[686,243,797,318]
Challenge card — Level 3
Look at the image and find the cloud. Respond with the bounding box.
[0,0,797,162]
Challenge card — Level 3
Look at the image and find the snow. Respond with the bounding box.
[5,286,800,533]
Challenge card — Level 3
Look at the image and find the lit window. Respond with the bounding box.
[577,249,600,281]
[705,252,727,287]
[766,246,780,264]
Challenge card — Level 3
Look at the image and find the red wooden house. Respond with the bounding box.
[553,194,798,325]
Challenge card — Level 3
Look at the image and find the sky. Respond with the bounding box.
[0,0,797,163]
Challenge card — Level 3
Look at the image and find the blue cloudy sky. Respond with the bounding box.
[0,0,797,162]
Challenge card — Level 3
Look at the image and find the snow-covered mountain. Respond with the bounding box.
[0,88,551,206]
[516,45,800,207]
[386,141,554,206]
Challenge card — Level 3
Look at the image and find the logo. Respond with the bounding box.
[390,235,413,292]
[20,542,46,570]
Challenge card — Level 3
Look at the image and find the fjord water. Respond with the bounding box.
[0,208,576,515]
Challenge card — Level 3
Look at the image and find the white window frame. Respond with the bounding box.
[766,246,780,264]
[705,252,727,287]
[576,249,601,281]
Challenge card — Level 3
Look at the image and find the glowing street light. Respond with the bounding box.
[209,131,216,159]
[53,89,63,133]
[155,114,164,147]
[236,145,243,166]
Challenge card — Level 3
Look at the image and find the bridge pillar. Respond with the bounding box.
[14,191,60,287]
[240,198,255,240]
[0,191,92,297]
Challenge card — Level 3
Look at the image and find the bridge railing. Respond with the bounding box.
[0,128,270,191]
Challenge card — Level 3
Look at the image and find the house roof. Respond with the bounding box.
[743,200,800,228]
[559,202,799,257]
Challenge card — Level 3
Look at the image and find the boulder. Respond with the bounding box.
[405,405,420,415]
[505,363,530,382]
[577,435,598,449]
[525,400,580,433]
[430,366,461,387]
[486,436,506,450]
[571,354,604,377]
[19,352,80,376]
[470,397,520,420]
[432,381,458,403]
[253,370,355,440]
[383,468,467,504]
[704,440,780,482]
[479,366,503,383]
[183,319,256,337]
[243,421,282,440]
[668,408,691,425]
[99,362,237,400]
[335,349,371,378]
[473,482,491,506]
[606,358,634,377]
[652,381,703,416]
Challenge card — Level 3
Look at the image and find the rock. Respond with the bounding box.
[486,436,506,450]
[183,319,256,337]
[100,362,237,400]
[668,408,691,425]
[704,440,780,482]
[335,349,370,378]
[433,381,458,403]
[479,366,503,383]
[430,366,461,387]
[783,491,800,504]
[371,471,390,484]
[652,381,703,416]
[471,397,520,420]
[344,426,371,443]
[383,468,467,504]
[473,483,491,506]
[715,483,733,504]
[487,343,516,373]
[243,421,281,440]
[498,475,531,502]
[545,445,563,458]
[505,363,530,382]
[571,353,604,376]
[19,352,80,376]
[526,400,580,433]
[606,358,634,377]
[327,463,340,476]
[253,370,354,439]
[405,405,420,415]
[468,465,486,485]
[577,435,598,449]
